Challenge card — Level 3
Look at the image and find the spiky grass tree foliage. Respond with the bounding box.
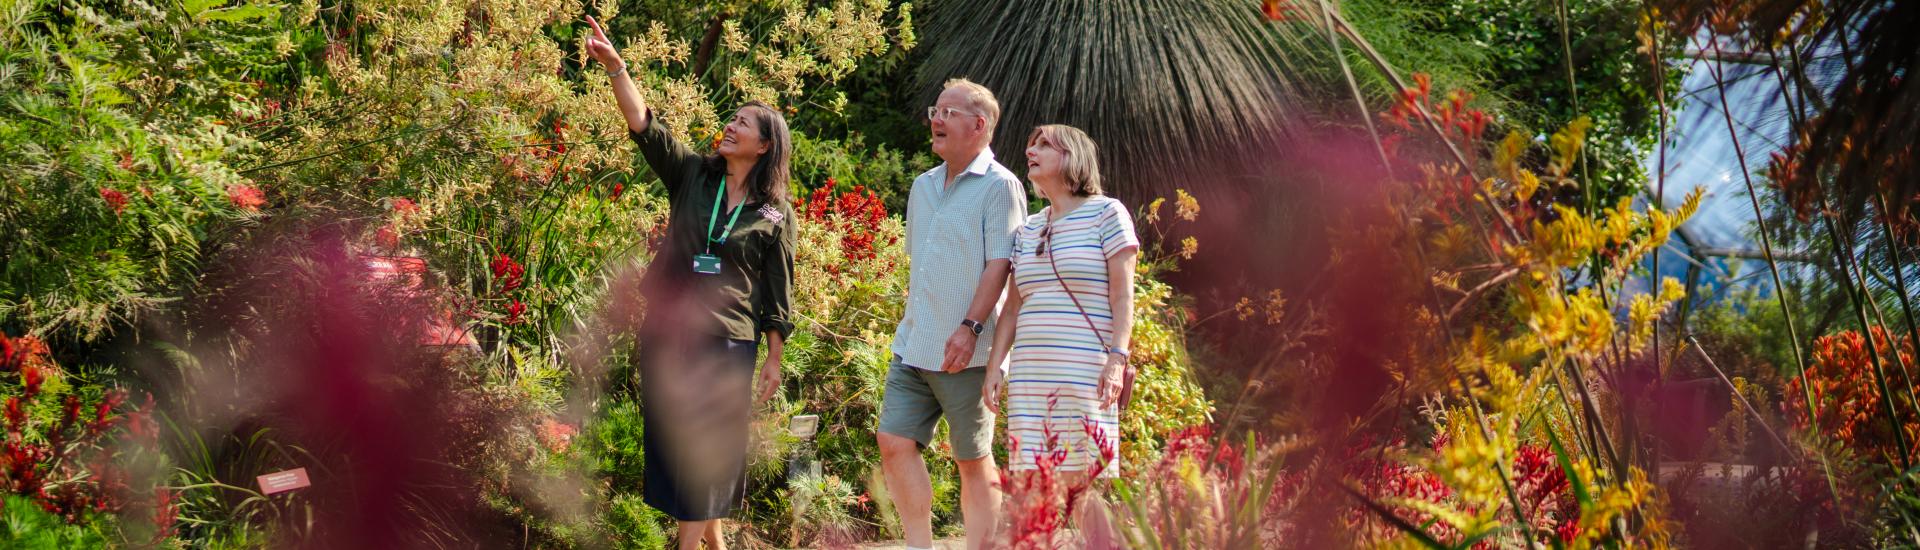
[914,0,1304,202]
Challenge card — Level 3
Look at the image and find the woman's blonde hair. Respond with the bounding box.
[1027,124,1102,197]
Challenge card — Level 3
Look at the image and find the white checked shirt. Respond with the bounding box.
[891,149,1029,371]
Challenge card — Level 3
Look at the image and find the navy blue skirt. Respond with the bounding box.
[638,336,758,521]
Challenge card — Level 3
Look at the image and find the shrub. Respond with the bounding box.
[0,494,115,548]
[0,331,171,544]
[603,493,672,550]
[1783,327,1919,461]
[0,0,288,342]
[792,131,931,213]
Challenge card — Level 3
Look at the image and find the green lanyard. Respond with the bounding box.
[705,176,745,254]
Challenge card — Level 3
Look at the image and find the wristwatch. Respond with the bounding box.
[961,319,985,336]
[1107,347,1131,361]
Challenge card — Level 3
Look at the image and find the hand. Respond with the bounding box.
[583,16,624,71]
[755,359,782,406]
[981,367,1005,415]
[1096,353,1126,409]
[941,326,978,373]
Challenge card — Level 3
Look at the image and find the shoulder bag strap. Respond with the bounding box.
[1041,216,1136,411]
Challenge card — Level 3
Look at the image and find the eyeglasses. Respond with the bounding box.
[1036,224,1053,256]
[925,105,978,122]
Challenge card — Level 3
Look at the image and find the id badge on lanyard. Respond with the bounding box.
[697,177,744,275]
[692,253,723,274]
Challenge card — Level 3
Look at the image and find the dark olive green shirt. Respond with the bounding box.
[631,113,795,341]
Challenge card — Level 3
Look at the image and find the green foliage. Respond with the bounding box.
[1,0,1220,545]
[0,0,287,341]
[1417,0,1683,208]
[1120,264,1216,470]
[586,400,647,490]
[1334,0,1497,112]
[1686,285,1802,382]
[603,493,672,549]
[791,130,929,212]
[0,494,115,548]
[164,421,306,544]
[781,472,865,546]
[584,0,915,142]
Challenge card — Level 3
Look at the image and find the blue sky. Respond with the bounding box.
[1637,41,1832,297]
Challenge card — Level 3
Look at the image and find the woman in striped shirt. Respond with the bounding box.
[982,124,1139,483]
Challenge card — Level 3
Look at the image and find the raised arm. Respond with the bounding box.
[584,16,650,134]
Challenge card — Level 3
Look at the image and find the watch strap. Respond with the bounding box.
[961,319,984,335]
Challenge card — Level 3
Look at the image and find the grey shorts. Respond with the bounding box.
[876,355,995,460]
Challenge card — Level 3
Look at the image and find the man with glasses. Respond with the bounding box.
[877,78,1027,550]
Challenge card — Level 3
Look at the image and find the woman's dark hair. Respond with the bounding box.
[705,101,792,205]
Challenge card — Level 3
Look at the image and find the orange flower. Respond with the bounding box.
[538,417,577,453]
[1260,0,1297,21]
[228,184,266,211]
[1784,327,1920,458]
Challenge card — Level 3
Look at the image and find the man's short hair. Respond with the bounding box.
[942,78,1001,137]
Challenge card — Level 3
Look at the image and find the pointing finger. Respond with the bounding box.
[586,15,609,41]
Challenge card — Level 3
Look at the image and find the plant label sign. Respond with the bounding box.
[257,468,312,495]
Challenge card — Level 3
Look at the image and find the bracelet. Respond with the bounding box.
[606,62,627,77]
[1107,347,1130,360]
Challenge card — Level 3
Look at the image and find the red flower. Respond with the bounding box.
[1457,109,1490,140]
[611,182,624,200]
[505,300,527,324]
[803,187,832,221]
[1381,134,1403,160]
[88,389,128,436]
[61,395,82,428]
[390,197,418,217]
[375,225,400,250]
[643,220,670,252]
[228,184,266,211]
[4,335,47,373]
[99,188,129,215]
[150,487,178,543]
[1556,516,1580,542]
[491,254,526,293]
[4,397,24,432]
[20,364,43,398]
